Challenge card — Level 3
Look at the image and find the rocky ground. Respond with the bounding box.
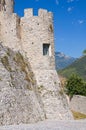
[0,120,86,130]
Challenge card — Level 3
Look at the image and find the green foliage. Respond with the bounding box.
[65,74,86,97]
[58,55,86,81]
[14,52,35,86]
[83,49,86,55]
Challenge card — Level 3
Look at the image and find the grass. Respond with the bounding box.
[6,48,11,56]
[14,52,35,87]
[38,85,44,93]
[59,89,64,96]
[71,110,86,120]
[1,56,12,71]
[49,24,53,32]
[0,77,2,81]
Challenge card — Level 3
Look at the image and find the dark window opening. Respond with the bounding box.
[43,44,50,56]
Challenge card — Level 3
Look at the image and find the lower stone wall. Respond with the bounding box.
[34,69,73,120]
[0,43,45,125]
[69,95,86,114]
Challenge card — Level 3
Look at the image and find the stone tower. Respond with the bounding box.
[20,9,73,119]
[0,0,14,14]
[0,0,20,50]
[20,9,55,70]
[0,1,73,121]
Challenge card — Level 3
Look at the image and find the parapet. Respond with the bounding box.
[24,8,33,18]
[38,9,48,17]
[23,8,53,19]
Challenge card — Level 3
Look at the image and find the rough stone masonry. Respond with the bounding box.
[0,0,73,125]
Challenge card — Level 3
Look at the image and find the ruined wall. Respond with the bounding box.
[0,12,21,50]
[20,9,55,70]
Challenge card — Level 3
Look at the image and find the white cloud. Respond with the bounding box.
[78,20,84,24]
[72,19,85,25]
[56,0,59,5]
[67,7,73,12]
[67,0,80,3]
[67,0,74,3]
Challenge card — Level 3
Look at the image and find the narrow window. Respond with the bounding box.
[43,44,50,56]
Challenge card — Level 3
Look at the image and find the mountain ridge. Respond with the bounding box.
[55,52,76,70]
[58,55,86,81]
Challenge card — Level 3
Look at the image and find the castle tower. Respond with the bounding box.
[20,9,73,120]
[0,0,20,50]
[0,0,73,120]
[21,9,55,70]
[0,0,14,14]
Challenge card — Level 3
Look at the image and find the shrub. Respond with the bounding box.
[14,52,35,85]
[65,74,86,98]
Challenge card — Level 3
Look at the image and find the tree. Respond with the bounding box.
[83,49,86,55]
[65,74,86,98]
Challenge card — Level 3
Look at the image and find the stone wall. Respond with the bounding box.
[0,12,21,50]
[70,95,86,114]
[0,0,14,14]
[0,43,45,125]
[34,70,73,120]
[0,8,55,70]
[20,9,55,70]
[4,0,14,14]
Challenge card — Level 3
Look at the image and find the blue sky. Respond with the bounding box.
[14,0,86,58]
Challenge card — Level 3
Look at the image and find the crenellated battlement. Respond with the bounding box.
[23,8,53,20]
[20,8,55,70]
[0,5,55,70]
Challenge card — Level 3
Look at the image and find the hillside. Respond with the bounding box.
[55,52,76,70]
[58,55,86,80]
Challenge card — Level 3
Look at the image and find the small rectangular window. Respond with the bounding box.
[43,44,50,56]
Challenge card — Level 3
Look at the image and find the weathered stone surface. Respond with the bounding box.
[34,70,73,120]
[0,43,73,126]
[69,95,86,114]
[0,43,45,125]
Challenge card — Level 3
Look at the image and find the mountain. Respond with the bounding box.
[58,55,86,81]
[55,52,76,70]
